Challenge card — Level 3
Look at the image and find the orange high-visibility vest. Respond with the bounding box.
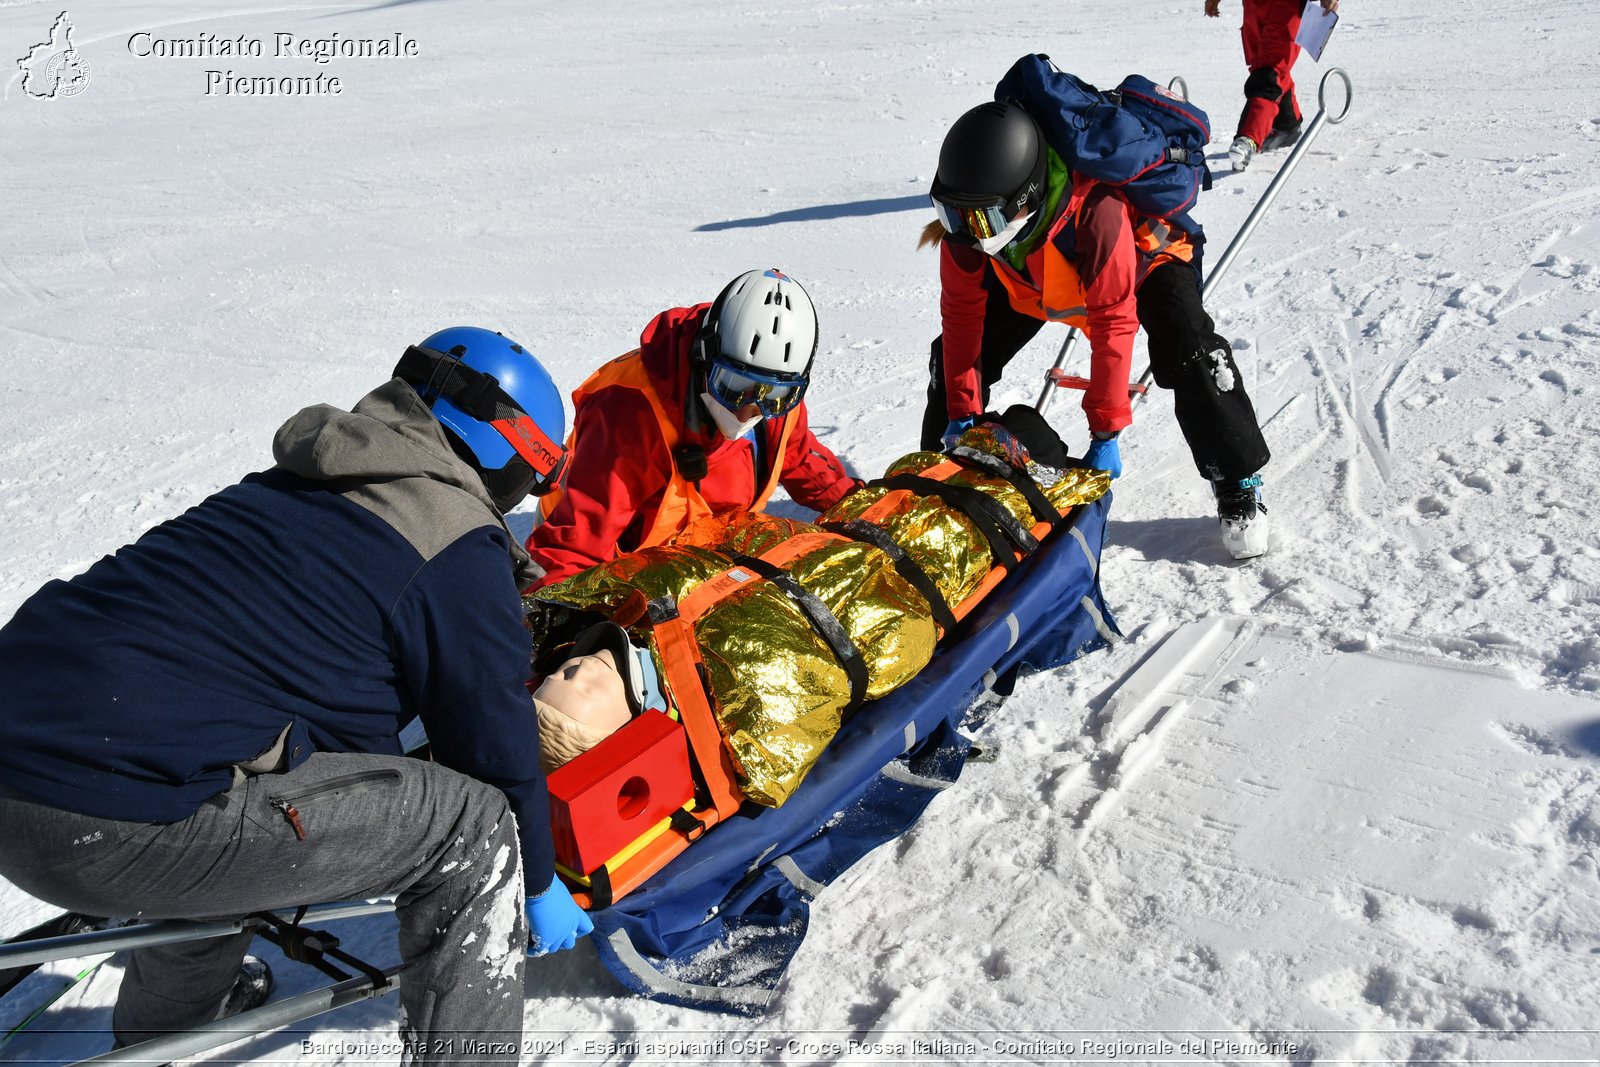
[541,349,798,551]
[987,180,1196,327]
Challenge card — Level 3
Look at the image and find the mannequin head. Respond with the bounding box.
[534,648,634,772]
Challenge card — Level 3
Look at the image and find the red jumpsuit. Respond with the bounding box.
[1237,0,1307,148]
[528,304,858,588]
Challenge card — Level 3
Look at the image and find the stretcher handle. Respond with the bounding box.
[1047,370,1148,396]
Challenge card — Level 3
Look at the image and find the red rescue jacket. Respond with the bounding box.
[528,304,858,588]
[940,177,1193,434]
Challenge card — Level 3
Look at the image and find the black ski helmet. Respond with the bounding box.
[930,100,1047,220]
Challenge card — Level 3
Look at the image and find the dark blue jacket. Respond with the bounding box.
[0,379,554,891]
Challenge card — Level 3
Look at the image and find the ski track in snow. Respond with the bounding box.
[2,0,1599,1063]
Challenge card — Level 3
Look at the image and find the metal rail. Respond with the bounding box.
[0,899,395,973]
[76,967,403,1065]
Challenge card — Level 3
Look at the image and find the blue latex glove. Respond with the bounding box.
[941,415,978,451]
[525,874,594,956]
[1083,436,1123,478]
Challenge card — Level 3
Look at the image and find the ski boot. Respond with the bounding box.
[1228,136,1258,172]
[1262,122,1303,152]
[221,955,274,1017]
[1214,474,1269,559]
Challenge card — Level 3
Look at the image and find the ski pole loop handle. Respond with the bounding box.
[1166,75,1189,102]
[1319,67,1353,124]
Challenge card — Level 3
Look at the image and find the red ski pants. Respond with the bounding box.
[1236,0,1305,147]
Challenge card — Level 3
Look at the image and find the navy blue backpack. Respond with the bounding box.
[996,54,1212,235]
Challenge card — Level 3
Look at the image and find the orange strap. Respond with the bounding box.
[854,459,964,526]
[649,604,745,822]
[654,528,859,822]
[677,532,844,624]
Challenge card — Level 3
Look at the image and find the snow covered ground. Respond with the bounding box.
[3,0,1598,1063]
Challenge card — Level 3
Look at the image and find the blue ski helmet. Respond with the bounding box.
[394,327,567,512]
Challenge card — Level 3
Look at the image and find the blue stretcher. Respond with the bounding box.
[587,494,1118,1014]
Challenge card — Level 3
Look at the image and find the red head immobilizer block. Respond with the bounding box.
[546,709,694,875]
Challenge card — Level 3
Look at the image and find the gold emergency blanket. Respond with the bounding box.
[537,425,1111,807]
[820,426,1111,610]
[539,512,933,806]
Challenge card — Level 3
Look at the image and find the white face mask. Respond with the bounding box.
[701,391,764,441]
[977,209,1037,256]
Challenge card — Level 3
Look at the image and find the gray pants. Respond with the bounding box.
[0,752,528,1062]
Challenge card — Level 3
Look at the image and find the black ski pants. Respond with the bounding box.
[921,260,1271,483]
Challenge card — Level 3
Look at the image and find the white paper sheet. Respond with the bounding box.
[1295,0,1339,61]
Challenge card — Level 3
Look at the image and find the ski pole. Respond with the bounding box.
[1036,67,1354,414]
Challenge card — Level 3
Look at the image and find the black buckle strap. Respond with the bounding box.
[645,596,680,626]
[727,553,869,710]
[587,866,613,910]
[948,445,1063,529]
[821,519,958,633]
[870,474,1038,567]
[667,807,706,844]
[250,910,387,987]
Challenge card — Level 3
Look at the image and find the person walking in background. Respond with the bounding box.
[922,99,1273,558]
[528,268,860,588]
[1208,0,1340,171]
[0,328,591,1062]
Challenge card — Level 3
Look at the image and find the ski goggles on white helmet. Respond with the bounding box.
[704,357,808,418]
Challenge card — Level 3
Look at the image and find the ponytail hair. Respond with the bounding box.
[918,219,946,250]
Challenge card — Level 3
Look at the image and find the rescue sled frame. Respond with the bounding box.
[1,901,398,1064]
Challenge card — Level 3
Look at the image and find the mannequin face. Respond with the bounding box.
[534,648,632,731]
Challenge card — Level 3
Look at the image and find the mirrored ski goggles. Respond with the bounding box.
[932,197,1015,242]
[705,358,808,418]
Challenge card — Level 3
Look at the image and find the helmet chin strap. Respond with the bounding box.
[684,359,710,437]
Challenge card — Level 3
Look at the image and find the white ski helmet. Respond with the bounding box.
[693,269,820,426]
[698,268,819,377]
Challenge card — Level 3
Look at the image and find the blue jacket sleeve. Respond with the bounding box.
[389,527,553,894]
